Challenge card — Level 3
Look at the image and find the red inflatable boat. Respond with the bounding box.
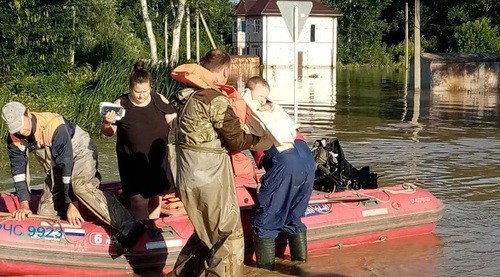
[0,180,444,275]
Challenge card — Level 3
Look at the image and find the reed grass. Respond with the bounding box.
[0,60,179,141]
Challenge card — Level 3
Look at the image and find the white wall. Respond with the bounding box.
[234,15,338,67]
[264,16,335,67]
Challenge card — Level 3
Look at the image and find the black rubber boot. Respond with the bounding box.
[113,220,147,256]
[254,236,276,271]
[287,232,308,262]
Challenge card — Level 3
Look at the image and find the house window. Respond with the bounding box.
[254,19,261,33]
[233,21,238,33]
[246,47,250,55]
[310,24,316,42]
[241,20,246,32]
[255,47,261,56]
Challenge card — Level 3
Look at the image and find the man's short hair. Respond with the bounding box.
[245,76,270,91]
[200,49,231,72]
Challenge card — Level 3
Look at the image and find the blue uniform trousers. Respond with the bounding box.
[254,140,315,239]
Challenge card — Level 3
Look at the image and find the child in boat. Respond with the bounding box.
[242,77,297,152]
[244,76,316,270]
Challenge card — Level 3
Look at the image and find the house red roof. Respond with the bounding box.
[235,0,342,17]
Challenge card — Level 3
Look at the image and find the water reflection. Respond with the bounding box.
[265,67,338,137]
[1,68,499,276]
[429,90,499,122]
[410,90,423,142]
[261,67,337,104]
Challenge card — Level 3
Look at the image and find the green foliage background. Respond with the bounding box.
[0,0,233,136]
[454,18,500,52]
[323,0,499,65]
[0,0,499,136]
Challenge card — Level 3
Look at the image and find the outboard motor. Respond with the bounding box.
[311,139,378,192]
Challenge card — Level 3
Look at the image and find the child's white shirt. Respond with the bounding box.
[241,88,297,152]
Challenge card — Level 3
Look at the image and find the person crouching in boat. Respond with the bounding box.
[167,49,261,276]
[1,101,146,255]
[244,77,315,270]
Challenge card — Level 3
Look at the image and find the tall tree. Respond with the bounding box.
[0,0,73,75]
[323,0,392,64]
[190,0,235,47]
[71,0,147,67]
[140,0,158,63]
[170,0,186,66]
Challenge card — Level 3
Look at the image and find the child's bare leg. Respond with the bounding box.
[148,195,161,219]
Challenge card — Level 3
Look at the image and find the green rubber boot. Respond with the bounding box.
[253,237,276,270]
[287,232,308,262]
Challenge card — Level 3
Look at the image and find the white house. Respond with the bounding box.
[233,0,342,68]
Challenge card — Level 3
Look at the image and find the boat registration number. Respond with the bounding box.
[0,223,63,240]
[89,232,113,246]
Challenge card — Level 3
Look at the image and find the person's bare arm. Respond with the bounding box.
[101,99,120,136]
[159,94,178,130]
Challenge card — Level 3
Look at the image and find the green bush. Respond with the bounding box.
[0,1,74,76]
[0,61,178,138]
[0,66,93,122]
[454,18,500,53]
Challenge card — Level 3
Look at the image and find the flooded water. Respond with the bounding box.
[1,67,499,276]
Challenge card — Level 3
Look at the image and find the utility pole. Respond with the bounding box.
[70,6,76,65]
[348,0,352,43]
[186,7,191,60]
[196,10,200,62]
[414,0,421,91]
[200,12,216,49]
[405,2,409,73]
[165,14,169,63]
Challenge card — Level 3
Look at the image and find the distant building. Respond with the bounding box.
[233,0,342,68]
[410,53,500,91]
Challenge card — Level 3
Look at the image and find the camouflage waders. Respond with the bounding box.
[170,139,244,277]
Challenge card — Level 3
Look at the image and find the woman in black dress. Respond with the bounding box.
[101,61,177,219]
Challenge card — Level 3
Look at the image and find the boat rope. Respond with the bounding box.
[356,183,417,204]
[353,190,392,204]
[337,183,417,207]
[383,183,418,194]
[0,215,12,225]
[338,201,362,208]
[0,212,60,224]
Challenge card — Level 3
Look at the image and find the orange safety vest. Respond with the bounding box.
[10,112,65,149]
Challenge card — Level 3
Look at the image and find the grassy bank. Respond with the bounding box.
[0,60,179,137]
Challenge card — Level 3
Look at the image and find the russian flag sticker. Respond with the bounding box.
[63,228,86,237]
